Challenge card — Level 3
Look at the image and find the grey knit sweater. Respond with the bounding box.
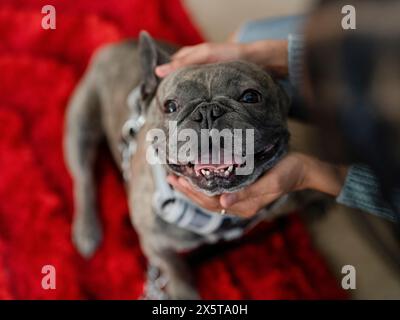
[288,34,399,222]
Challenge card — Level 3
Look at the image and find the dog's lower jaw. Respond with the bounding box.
[167,139,289,196]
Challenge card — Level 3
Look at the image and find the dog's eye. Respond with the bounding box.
[239,89,261,103]
[163,100,178,113]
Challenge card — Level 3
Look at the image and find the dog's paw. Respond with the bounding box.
[141,266,170,300]
[72,215,102,258]
[141,266,200,300]
[168,283,200,300]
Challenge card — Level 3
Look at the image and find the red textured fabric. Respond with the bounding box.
[0,0,346,299]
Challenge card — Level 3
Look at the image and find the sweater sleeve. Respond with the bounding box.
[288,33,305,88]
[287,34,399,222]
[337,165,400,222]
[288,34,400,222]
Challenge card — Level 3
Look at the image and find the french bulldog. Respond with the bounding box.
[64,32,292,299]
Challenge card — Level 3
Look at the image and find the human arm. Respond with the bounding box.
[337,165,400,222]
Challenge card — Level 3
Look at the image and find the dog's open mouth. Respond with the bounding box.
[190,140,280,179]
[194,162,243,179]
[167,136,286,183]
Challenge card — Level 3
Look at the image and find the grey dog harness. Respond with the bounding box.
[151,161,247,240]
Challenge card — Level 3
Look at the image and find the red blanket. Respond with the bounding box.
[0,0,345,299]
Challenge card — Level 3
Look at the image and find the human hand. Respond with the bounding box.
[155,42,244,77]
[167,152,348,218]
[155,40,289,78]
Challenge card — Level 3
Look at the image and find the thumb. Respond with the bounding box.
[219,172,277,208]
[220,187,257,208]
[220,193,240,208]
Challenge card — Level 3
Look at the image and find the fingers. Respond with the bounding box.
[155,43,214,78]
[219,171,282,217]
[155,59,183,78]
[155,55,196,77]
[155,45,201,77]
[224,193,280,218]
[166,175,280,218]
[219,173,275,208]
[167,175,222,212]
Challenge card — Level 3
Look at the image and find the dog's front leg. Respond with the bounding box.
[64,70,103,258]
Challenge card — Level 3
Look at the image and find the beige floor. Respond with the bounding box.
[183,0,400,299]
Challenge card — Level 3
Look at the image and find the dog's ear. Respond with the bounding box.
[138,31,171,100]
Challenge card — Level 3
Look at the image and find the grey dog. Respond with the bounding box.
[64,32,295,299]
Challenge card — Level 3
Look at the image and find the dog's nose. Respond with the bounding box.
[191,104,226,128]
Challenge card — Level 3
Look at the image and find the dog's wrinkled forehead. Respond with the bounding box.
[157,61,275,100]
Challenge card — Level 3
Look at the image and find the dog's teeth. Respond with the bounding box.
[228,165,233,172]
[205,170,210,176]
[201,169,206,176]
[224,170,229,176]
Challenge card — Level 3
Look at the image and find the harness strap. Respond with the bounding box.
[151,161,242,236]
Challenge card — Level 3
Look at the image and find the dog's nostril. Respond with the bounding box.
[211,105,225,119]
[192,112,203,122]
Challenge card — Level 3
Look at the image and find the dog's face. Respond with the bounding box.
[139,32,290,195]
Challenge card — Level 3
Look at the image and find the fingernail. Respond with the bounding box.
[155,65,170,77]
[221,193,238,207]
